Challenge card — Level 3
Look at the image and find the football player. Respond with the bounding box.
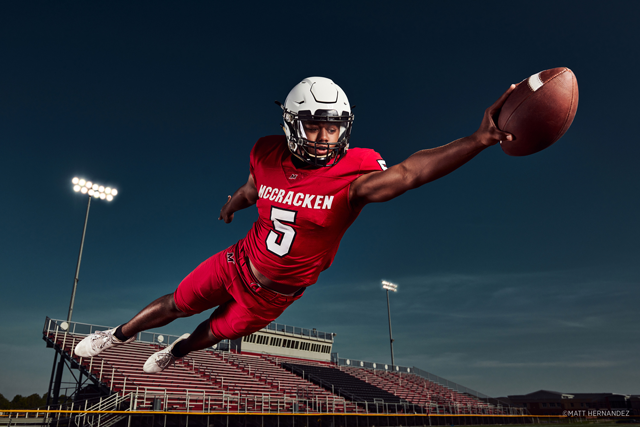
[75,77,514,373]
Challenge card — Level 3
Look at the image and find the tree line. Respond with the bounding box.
[0,393,71,410]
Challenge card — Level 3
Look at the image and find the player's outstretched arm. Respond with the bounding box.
[218,174,258,223]
[350,85,515,208]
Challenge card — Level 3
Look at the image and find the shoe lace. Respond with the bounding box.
[155,352,175,369]
[91,331,113,351]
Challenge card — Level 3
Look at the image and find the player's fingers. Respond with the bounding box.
[486,86,515,130]
[491,84,516,111]
[497,131,514,142]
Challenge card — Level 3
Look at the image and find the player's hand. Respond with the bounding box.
[218,195,234,223]
[474,84,515,147]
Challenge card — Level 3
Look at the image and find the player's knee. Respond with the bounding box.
[166,294,190,318]
[206,325,223,345]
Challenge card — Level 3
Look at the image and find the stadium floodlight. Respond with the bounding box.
[381,280,398,368]
[382,280,398,292]
[67,177,119,323]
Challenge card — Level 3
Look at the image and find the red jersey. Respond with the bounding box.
[243,135,386,287]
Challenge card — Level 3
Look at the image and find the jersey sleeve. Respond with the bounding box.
[249,140,258,179]
[249,137,267,187]
[250,136,283,186]
[358,149,388,175]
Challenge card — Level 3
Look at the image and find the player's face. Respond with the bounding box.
[302,121,341,157]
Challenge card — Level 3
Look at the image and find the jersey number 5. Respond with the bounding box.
[266,207,297,257]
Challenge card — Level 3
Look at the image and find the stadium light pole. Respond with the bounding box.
[66,177,118,324]
[49,177,119,407]
[382,280,398,368]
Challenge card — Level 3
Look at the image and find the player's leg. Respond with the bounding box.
[74,293,191,358]
[143,249,305,373]
[75,247,235,359]
[119,293,190,337]
[142,316,223,373]
[142,245,243,373]
[177,318,221,354]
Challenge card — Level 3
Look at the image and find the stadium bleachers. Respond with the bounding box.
[43,319,513,416]
[45,330,360,413]
[284,363,403,405]
[46,331,221,411]
[341,366,497,414]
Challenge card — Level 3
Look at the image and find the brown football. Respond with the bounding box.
[498,67,579,156]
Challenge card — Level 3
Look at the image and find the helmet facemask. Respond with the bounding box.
[283,109,353,167]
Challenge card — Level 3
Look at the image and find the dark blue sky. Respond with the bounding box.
[1,1,639,398]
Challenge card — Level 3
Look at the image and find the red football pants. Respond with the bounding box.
[173,240,304,340]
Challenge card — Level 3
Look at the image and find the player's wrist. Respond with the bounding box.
[470,131,494,148]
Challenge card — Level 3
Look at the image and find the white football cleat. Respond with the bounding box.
[75,327,135,358]
[143,333,190,374]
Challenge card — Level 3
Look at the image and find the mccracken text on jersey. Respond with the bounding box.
[257,185,335,210]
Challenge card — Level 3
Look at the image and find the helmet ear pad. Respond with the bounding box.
[288,140,298,153]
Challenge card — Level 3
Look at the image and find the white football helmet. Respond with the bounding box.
[279,77,354,167]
